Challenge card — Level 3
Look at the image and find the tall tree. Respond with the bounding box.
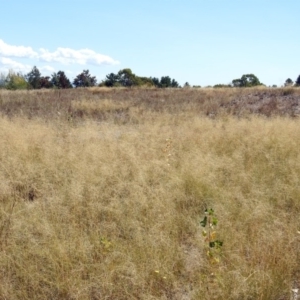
[26,66,41,89]
[51,71,73,89]
[73,70,97,87]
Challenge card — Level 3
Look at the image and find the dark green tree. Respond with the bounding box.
[151,77,160,87]
[232,74,262,87]
[160,76,172,88]
[102,73,120,87]
[171,78,179,88]
[284,78,294,86]
[26,66,41,89]
[73,70,97,87]
[149,76,180,88]
[51,71,73,89]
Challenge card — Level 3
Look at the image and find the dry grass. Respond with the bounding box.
[0,88,300,299]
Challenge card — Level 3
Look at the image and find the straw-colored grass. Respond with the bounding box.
[0,88,299,299]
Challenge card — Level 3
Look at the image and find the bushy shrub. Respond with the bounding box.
[5,70,28,90]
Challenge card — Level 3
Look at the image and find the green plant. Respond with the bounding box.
[232,74,263,87]
[200,209,223,263]
[5,70,28,90]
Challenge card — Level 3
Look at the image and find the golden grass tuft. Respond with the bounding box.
[0,88,300,299]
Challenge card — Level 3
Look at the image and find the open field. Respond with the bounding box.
[0,88,300,299]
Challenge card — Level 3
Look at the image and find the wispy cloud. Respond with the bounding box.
[0,39,119,67]
[0,57,31,73]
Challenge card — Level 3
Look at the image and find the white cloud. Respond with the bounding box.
[0,57,31,73]
[38,47,119,66]
[0,39,119,67]
[0,39,37,58]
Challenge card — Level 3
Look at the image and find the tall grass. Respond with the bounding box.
[0,88,299,299]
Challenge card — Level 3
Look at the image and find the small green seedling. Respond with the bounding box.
[200,209,223,263]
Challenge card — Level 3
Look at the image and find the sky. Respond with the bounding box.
[0,0,299,87]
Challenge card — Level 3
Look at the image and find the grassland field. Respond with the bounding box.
[0,87,300,299]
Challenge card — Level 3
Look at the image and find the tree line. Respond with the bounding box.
[0,66,300,90]
[0,67,180,90]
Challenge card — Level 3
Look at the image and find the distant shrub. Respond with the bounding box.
[213,84,232,88]
[6,70,28,90]
[232,74,263,87]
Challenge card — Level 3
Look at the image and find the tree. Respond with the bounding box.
[73,70,97,87]
[51,71,72,89]
[232,74,262,87]
[26,66,41,89]
[158,76,179,88]
[151,77,160,87]
[295,75,300,86]
[102,73,120,87]
[5,70,28,90]
[284,78,294,87]
[118,68,138,87]
[171,78,179,88]
[232,79,243,87]
[40,76,53,88]
[160,76,172,88]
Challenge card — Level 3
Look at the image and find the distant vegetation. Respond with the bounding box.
[0,66,300,90]
[0,67,180,90]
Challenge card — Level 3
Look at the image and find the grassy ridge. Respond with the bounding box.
[0,88,299,299]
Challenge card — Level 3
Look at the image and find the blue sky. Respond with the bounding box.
[0,0,299,87]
